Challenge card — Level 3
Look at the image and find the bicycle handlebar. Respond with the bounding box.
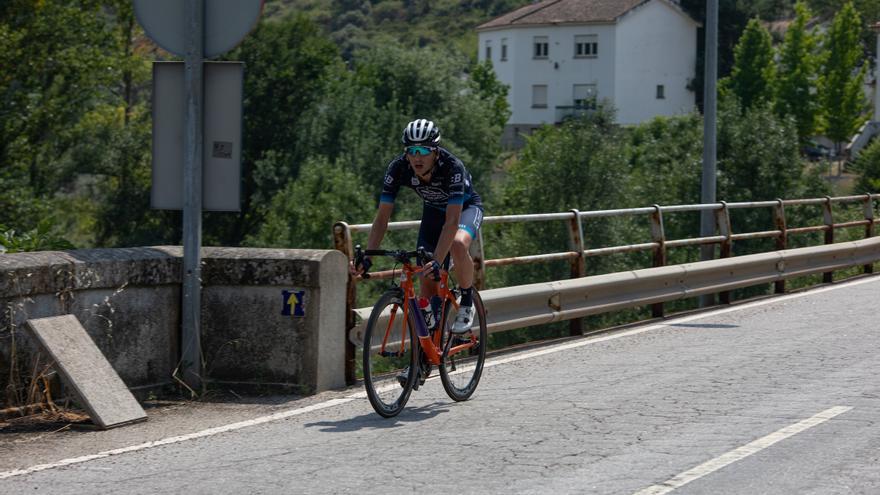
[354,245,440,280]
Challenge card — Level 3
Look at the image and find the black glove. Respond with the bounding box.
[424,259,441,281]
[358,256,373,277]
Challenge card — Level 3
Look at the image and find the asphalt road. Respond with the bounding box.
[2,275,879,494]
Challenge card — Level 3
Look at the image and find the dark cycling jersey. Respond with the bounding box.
[379,147,482,211]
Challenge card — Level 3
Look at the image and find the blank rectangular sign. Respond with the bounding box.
[151,61,243,211]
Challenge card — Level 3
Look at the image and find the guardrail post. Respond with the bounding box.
[716,201,732,304]
[568,209,586,335]
[773,199,787,294]
[822,196,834,283]
[333,221,356,385]
[864,193,875,274]
[471,228,487,290]
[650,205,666,317]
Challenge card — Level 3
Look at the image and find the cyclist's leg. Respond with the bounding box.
[450,205,483,288]
[416,205,449,299]
[451,205,483,333]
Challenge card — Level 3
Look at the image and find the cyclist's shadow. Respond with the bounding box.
[304,401,450,433]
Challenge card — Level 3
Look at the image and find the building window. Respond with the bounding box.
[532,85,548,108]
[656,85,665,99]
[485,40,492,61]
[573,84,597,109]
[501,38,508,61]
[533,36,548,59]
[574,35,598,58]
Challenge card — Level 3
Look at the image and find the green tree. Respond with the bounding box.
[246,157,374,248]
[775,1,820,141]
[468,59,511,131]
[852,138,880,193]
[820,2,869,151]
[490,106,631,289]
[718,96,827,202]
[726,18,776,109]
[0,0,116,236]
[625,113,705,265]
[206,14,344,245]
[627,114,703,207]
[83,1,180,247]
[808,0,880,54]
[298,41,507,200]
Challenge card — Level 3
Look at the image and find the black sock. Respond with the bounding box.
[460,286,473,307]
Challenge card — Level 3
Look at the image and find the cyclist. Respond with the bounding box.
[354,118,483,334]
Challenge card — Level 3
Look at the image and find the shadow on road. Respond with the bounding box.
[304,402,450,432]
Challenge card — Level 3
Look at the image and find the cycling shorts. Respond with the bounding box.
[417,204,484,266]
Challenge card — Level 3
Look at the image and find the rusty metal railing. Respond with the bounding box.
[333,193,879,384]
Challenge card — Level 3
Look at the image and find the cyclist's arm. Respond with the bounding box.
[366,202,394,251]
[431,203,462,265]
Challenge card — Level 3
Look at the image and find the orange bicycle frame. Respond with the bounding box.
[379,263,471,366]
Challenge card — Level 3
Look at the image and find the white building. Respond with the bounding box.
[477,0,700,147]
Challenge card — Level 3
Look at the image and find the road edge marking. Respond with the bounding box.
[0,398,353,480]
[631,406,854,495]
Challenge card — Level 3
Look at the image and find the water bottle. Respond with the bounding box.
[418,297,435,330]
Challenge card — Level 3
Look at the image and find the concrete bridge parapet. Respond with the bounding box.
[0,246,347,406]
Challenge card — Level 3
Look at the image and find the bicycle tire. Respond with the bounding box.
[362,289,418,417]
[439,289,487,401]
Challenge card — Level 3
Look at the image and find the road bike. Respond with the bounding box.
[354,246,487,418]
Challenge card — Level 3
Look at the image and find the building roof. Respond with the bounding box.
[477,0,692,31]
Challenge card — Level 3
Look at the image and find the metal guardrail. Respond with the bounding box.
[333,194,879,383]
[348,237,880,346]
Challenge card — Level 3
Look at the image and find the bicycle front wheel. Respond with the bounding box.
[439,289,487,401]
[362,289,418,418]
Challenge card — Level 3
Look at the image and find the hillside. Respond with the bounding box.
[258,0,825,76]
[262,0,534,59]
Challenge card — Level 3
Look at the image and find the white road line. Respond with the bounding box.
[0,399,353,480]
[1,275,876,480]
[632,406,854,495]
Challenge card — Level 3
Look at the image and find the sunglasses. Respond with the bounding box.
[405,146,434,156]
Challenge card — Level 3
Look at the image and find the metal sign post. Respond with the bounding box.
[181,0,205,391]
[135,0,262,392]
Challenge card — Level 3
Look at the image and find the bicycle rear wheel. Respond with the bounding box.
[362,289,418,417]
[439,289,487,401]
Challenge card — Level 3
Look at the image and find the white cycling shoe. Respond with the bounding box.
[451,305,476,334]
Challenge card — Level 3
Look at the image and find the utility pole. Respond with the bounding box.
[700,0,719,307]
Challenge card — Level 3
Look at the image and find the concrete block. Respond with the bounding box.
[25,315,147,429]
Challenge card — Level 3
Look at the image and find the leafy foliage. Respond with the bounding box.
[0,0,115,226]
[489,106,629,290]
[852,138,880,193]
[725,19,776,109]
[247,158,374,248]
[775,1,820,141]
[0,219,75,253]
[820,2,869,147]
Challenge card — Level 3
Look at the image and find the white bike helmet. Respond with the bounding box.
[402,119,441,146]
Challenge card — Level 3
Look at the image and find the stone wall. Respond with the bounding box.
[0,247,347,406]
